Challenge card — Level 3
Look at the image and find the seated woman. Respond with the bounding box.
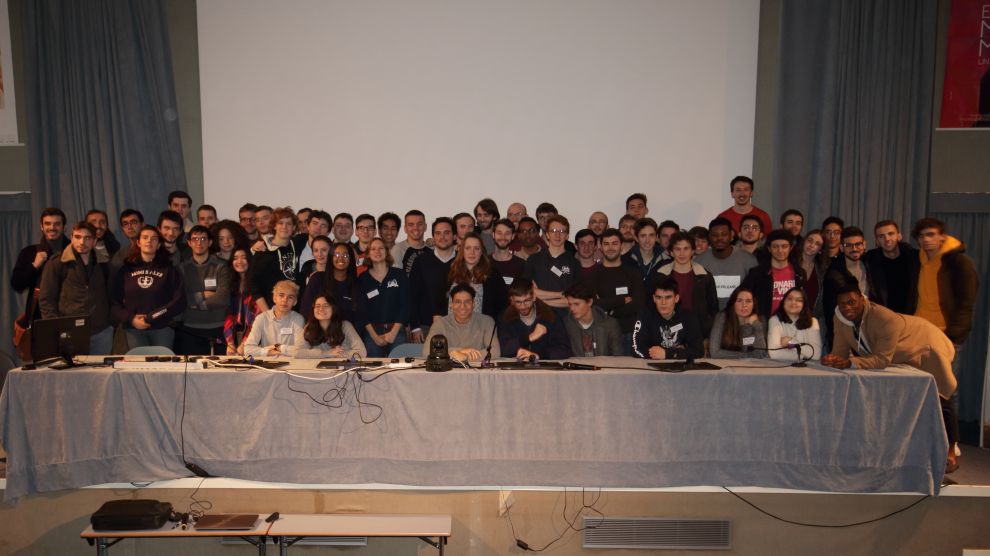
[708,286,767,359]
[295,295,367,359]
[223,248,257,355]
[767,286,822,361]
[243,280,305,357]
[423,283,500,361]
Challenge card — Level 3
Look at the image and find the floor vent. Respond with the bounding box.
[582,517,731,550]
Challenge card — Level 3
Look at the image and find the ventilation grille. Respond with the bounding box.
[582,517,730,550]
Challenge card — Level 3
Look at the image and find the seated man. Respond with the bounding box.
[423,283,500,361]
[562,282,623,356]
[498,278,571,360]
[244,280,305,357]
[822,282,959,472]
[633,275,703,360]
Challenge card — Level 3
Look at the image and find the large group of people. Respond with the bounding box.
[11,177,979,471]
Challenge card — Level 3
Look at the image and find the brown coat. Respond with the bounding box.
[831,301,956,397]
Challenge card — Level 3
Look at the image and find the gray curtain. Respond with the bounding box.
[773,0,935,234]
[23,0,186,225]
[929,213,988,423]
[0,194,37,361]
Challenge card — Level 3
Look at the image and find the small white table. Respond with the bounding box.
[81,518,271,555]
[268,513,452,555]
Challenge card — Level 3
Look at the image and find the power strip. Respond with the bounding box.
[113,360,206,371]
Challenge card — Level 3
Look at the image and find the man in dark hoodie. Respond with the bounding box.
[632,275,703,360]
[498,278,571,360]
[11,208,69,322]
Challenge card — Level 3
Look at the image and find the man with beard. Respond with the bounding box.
[586,228,644,354]
[111,209,144,275]
[474,198,499,253]
[864,220,919,315]
[717,175,772,235]
[737,213,764,256]
[617,214,637,255]
[408,217,457,342]
[489,218,526,286]
[158,210,189,266]
[85,209,121,260]
[514,217,543,260]
[239,203,259,242]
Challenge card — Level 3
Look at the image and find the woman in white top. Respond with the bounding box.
[295,294,367,359]
[244,280,305,357]
[767,286,822,361]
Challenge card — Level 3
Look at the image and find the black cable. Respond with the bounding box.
[722,487,930,527]
[506,488,605,552]
[187,476,213,518]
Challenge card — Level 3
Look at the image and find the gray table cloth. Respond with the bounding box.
[0,357,948,502]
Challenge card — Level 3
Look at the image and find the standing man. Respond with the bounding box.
[588,211,609,237]
[378,212,401,251]
[38,222,113,354]
[296,209,332,268]
[821,216,845,259]
[742,229,806,318]
[822,227,873,344]
[506,202,528,225]
[586,228,644,354]
[11,208,69,324]
[622,218,665,281]
[737,214,764,256]
[696,217,757,310]
[112,209,145,274]
[864,220,919,315]
[353,214,377,265]
[175,226,232,355]
[332,212,354,244]
[167,190,195,231]
[912,218,978,347]
[626,193,649,220]
[657,220,680,254]
[489,218,526,286]
[474,198,500,253]
[573,229,601,279]
[158,210,188,266]
[617,214,637,255]
[254,205,275,244]
[717,176,772,235]
[652,231,719,337]
[514,217,543,260]
[239,203,259,242]
[391,210,430,274]
[823,284,960,472]
[523,214,578,310]
[196,205,218,228]
[453,213,477,245]
[779,209,804,239]
[408,217,457,342]
[85,209,121,260]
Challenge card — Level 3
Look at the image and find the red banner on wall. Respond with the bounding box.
[939,0,990,128]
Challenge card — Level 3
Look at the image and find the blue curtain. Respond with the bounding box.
[22,0,186,225]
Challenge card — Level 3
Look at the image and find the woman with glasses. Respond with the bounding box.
[111,225,186,349]
[295,295,366,359]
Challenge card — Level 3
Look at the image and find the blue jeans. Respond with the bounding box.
[124,327,175,352]
[88,326,114,355]
[362,327,408,358]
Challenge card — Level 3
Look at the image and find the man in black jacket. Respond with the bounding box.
[864,220,919,315]
[742,229,806,319]
[498,278,571,360]
[408,217,456,342]
[586,228,644,355]
[822,226,872,346]
[10,208,69,322]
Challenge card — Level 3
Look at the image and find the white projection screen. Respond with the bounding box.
[198,0,759,231]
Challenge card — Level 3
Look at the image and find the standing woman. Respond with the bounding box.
[768,287,822,361]
[223,248,256,355]
[111,225,186,349]
[446,233,508,321]
[211,220,250,261]
[298,235,331,286]
[294,295,367,359]
[797,229,828,318]
[300,242,358,322]
[708,286,767,359]
[355,238,409,357]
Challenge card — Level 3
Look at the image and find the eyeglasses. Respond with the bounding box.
[741,224,761,232]
[188,237,209,243]
[333,253,350,259]
[548,228,568,235]
[842,241,865,249]
[356,225,375,232]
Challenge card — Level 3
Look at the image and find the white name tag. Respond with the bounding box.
[503,276,514,285]
[714,275,741,298]
[670,323,683,333]
[367,289,379,299]
[204,278,217,288]
[615,286,629,295]
[742,336,756,346]
[551,266,563,277]
[280,327,294,335]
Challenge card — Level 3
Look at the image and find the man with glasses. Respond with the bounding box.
[737,213,764,257]
[176,226,232,355]
[822,227,872,346]
[353,214,377,265]
[513,217,543,260]
[498,277,571,360]
[821,216,845,259]
[111,209,145,274]
[523,215,578,310]
[239,203,259,242]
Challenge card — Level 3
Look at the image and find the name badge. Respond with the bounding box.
[551,266,563,277]
[279,327,294,335]
[367,289,380,299]
[503,276,514,285]
[670,323,684,333]
[615,286,629,295]
[204,278,217,288]
[742,336,755,346]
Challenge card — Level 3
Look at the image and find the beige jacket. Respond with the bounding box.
[831,301,956,397]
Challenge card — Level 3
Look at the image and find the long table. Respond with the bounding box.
[0,357,948,501]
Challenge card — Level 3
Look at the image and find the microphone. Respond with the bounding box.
[480,323,498,368]
[790,343,806,367]
[561,361,600,370]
